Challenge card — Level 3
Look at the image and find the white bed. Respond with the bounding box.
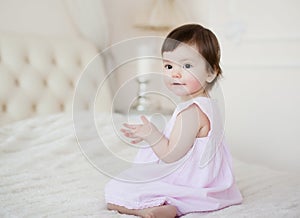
[0,112,300,218]
[0,23,300,218]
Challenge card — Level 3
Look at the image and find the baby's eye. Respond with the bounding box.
[183,64,193,69]
[164,64,173,70]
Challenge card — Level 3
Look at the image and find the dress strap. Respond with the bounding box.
[174,97,213,125]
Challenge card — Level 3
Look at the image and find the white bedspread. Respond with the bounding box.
[0,112,299,217]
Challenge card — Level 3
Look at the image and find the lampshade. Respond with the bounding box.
[134,0,186,31]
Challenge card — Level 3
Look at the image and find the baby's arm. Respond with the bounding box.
[121,104,204,163]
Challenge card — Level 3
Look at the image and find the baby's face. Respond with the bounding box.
[162,44,213,98]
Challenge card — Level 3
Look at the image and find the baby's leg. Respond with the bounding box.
[107,203,177,218]
[107,203,141,216]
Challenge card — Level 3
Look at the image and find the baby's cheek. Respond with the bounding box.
[163,77,171,87]
[188,78,203,91]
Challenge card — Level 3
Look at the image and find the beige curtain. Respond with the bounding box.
[64,0,109,50]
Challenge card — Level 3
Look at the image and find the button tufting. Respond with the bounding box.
[59,103,65,111]
[24,56,30,64]
[51,57,56,65]
[2,104,7,112]
[76,58,82,68]
[69,80,74,88]
[14,78,20,86]
[31,104,37,112]
[43,79,48,86]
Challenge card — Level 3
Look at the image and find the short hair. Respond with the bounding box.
[161,24,222,88]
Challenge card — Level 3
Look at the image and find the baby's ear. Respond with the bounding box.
[206,70,217,83]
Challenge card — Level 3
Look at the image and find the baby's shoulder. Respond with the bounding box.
[177,102,210,126]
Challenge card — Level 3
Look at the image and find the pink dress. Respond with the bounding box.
[105,97,243,216]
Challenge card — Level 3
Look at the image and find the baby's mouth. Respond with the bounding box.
[172,82,185,86]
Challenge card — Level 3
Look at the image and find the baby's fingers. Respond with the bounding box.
[121,129,138,138]
[123,123,138,129]
[131,138,143,144]
[120,128,130,133]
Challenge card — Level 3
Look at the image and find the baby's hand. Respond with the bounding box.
[121,116,156,144]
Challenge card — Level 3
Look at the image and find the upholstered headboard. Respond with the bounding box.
[0,33,112,125]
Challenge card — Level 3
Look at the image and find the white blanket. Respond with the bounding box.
[0,112,299,217]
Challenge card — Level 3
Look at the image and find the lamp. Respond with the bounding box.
[131,0,186,113]
[130,44,156,113]
[134,0,186,31]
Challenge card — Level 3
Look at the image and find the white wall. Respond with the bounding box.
[205,0,300,172]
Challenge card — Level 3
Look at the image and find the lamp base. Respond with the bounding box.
[131,95,155,113]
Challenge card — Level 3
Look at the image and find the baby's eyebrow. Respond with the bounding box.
[179,58,192,62]
[163,58,193,63]
[162,59,180,64]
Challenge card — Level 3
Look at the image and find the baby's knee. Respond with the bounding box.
[169,205,178,217]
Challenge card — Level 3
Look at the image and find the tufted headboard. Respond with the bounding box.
[0,32,112,125]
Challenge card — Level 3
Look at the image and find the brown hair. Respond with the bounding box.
[161,24,222,88]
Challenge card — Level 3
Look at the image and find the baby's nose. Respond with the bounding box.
[171,68,182,78]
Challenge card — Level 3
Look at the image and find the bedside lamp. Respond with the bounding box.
[131,0,186,113]
[134,0,186,31]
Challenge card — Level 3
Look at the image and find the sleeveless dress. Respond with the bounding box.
[105,97,243,216]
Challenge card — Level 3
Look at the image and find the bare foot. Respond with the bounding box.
[107,203,177,218]
[137,205,177,218]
